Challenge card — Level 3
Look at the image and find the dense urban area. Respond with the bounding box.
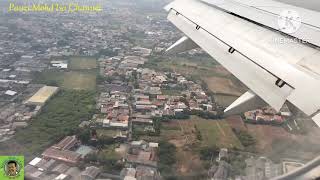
[0,0,320,180]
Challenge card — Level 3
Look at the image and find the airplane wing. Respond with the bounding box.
[164,0,320,126]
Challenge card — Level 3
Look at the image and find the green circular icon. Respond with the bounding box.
[3,159,21,177]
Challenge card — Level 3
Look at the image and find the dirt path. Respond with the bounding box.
[216,121,226,136]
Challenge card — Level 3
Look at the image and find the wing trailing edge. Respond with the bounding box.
[165,36,199,55]
[224,90,267,116]
[164,0,320,127]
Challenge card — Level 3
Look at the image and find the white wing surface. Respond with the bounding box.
[164,0,320,126]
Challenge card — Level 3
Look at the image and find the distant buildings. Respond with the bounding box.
[50,61,68,69]
[282,160,304,174]
[42,135,81,165]
[244,107,288,125]
[131,46,152,57]
[208,161,232,180]
[52,135,78,151]
[80,166,101,180]
[26,135,99,180]
[243,156,288,180]
[42,148,81,165]
[26,156,101,180]
[126,140,159,167]
[97,91,130,130]
[217,148,228,162]
[121,140,161,180]
[121,166,161,180]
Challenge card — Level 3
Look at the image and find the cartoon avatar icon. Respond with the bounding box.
[5,160,19,177]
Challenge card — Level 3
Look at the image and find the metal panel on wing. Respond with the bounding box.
[167,9,293,111]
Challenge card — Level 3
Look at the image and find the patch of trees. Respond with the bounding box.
[153,117,161,135]
[76,128,116,149]
[158,141,177,180]
[14,90,96,154]
[153,113,190,121]
[98,48,118,57]
[244,118,284,126]
[46,80,59,87]
[199,145,220,161]
[96,74,106,84]
[84,152,124,173]
[189,110,222,119]
[228,149,247,176]
[194,125,202,141]
[172,113,190,119]
[232,129,256,152]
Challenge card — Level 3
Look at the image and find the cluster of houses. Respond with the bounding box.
[207,148,305,180]
[121,140,161,180]
[208,148,232,180]
[130,67,217,119]
[244,106,291,125]
[97,91,130,130]
[25,135,99,180]
[91,51,221,179]
[99,55,148,78]
[96,53,219,139]
[239,156,304,180]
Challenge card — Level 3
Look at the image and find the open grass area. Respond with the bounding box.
[141,116,243,149]
[138,116,243,178]
[63,71,96,90]
[96,129,119,138]
[214,94,239,107]
[32,70,97,90]
[144,55,225,78]
[69,56,97,70]
[203,76,243,96]
[190,116,243,149]
[0,90,96,161]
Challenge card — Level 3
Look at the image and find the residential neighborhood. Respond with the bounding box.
[0,0,318,180]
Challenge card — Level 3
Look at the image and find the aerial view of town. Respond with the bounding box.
[0,0,319,180]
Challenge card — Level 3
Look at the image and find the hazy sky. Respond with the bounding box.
[275,0,320,12]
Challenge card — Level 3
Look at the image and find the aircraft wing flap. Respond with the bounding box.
[201,0,320,47]
[297,51,320,77]
[165,0,320,85]
[166,0,320,117]
[167,9,293,111]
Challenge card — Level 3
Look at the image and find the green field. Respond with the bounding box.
[69,56,97,70]
[96,129,119,138]
[139,116,243,149]
[143,55,231,79]
[155,116,243,177]
[63,71,96,90]
[187,116,243,149]
[33,70,96,90]
[0,90,96,160]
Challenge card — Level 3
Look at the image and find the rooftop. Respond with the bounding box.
[42,148,81,164]
[26,86,59,105]
[52,135,78,151]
